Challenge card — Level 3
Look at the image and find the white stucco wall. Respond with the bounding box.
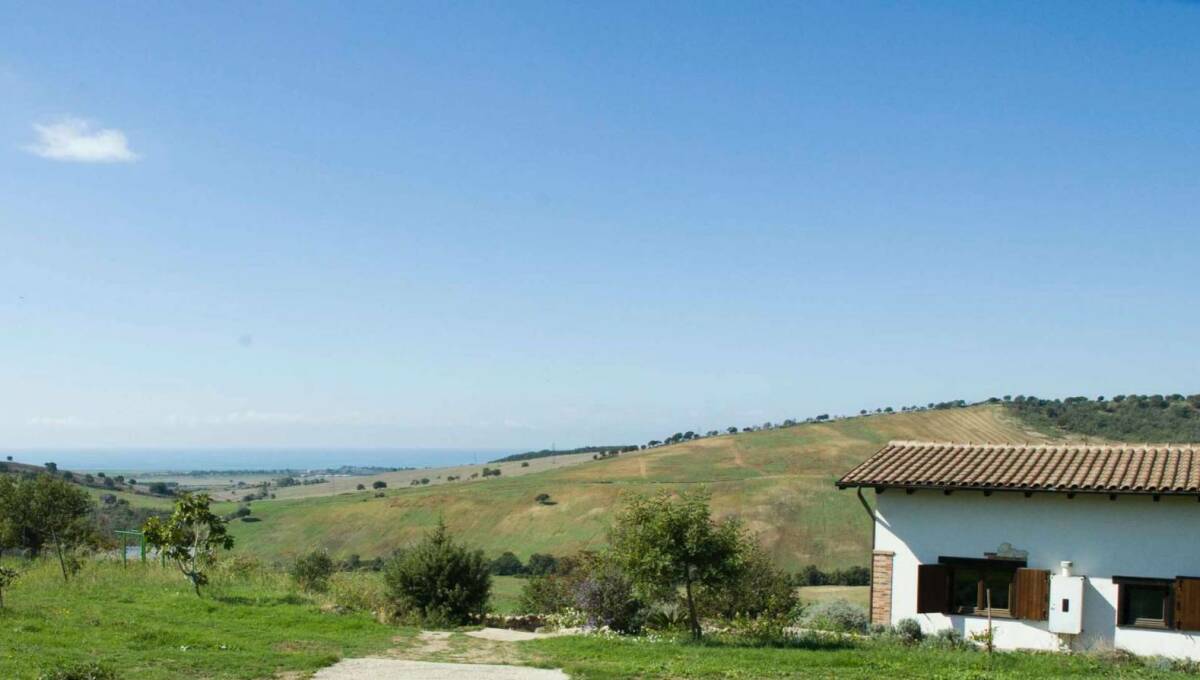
[874,490,1200,659]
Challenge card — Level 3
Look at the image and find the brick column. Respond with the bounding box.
[871,550,895,626]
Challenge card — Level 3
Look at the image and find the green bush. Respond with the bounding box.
[923,627,967,650]
[696,545,797,621]
[644,602,691,631]
[290,549,336,593]
[38,662,120,680]
[527,553,558,576]
[572,558,644,634]
[894,617,923,644]
[519,574,574,614]
[382,521,490,625]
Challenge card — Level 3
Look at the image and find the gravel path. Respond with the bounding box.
[310,659,567,679]
[465,627,574,642]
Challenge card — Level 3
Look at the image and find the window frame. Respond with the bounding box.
[938,556,1025,619]
[1114,576,1174,630]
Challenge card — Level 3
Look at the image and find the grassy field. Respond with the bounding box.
[226,405,1057,571]
[0,559,401,680]
[516,634,1191,679]
[81,484,178,511]
[490,575,527,614]
[3,558,1194,680]
[798,585,869,609]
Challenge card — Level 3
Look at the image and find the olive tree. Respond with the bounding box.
[0,474,93,581]
[608,490,746,639]
[143,493,234,596]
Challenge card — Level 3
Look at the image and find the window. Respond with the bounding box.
[917,561,1048,620]
[945,561,1012,614]
[1115,577,1173,629]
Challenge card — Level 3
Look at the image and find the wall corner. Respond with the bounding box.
[871,549,895,626]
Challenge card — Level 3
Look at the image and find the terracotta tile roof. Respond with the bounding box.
[836,441,1200,495]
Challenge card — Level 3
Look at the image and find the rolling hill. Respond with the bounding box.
[228,404,1061,571]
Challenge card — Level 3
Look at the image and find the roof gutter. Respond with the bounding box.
[838,482,1200,497]
[855,485,874,521]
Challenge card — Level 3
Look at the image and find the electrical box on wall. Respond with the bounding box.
[1049,573,1085,634]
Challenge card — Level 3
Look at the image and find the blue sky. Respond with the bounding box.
[1,1,1198,451]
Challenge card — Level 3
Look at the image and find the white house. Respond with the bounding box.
[837,441,1200,659]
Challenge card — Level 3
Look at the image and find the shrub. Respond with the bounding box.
[894,617,924,644]
[572,558,644,634]
[356,483,365,491]
[799,599,867,633]
[290,549,336,593]
[372,480,387,490]
[519,574,575,615]
[726,612,796,646]
[38,662,120,680]
[382,521,490,625]
[644,602,691,631]
[534,493,553,505]
[923,626,966,650]
[527,553,558,576]
[696,544,797,621]
[521,462,529,467]
[490,551,525,576]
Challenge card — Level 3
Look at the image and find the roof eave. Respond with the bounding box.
[836,481,1200,497]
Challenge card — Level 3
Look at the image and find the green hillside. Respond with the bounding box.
[229,404,1056,571]
[1005,393,1200,442]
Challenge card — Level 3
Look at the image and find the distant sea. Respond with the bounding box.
[0,448,520,472]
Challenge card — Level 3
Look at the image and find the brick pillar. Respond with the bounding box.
[871,550,895,626]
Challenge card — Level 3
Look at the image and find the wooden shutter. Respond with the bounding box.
[1013,568,1050,621]
[1175,577,1200,631]
[917,564,950,614]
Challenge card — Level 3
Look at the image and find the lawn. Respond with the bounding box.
[0,559,402,680]
[490,575,527,614]
[518,634,1195,679]
[2,558,1197,680]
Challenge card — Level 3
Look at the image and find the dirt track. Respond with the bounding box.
[310,658,567,679]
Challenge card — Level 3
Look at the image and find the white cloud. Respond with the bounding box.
[25,117,139,163]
